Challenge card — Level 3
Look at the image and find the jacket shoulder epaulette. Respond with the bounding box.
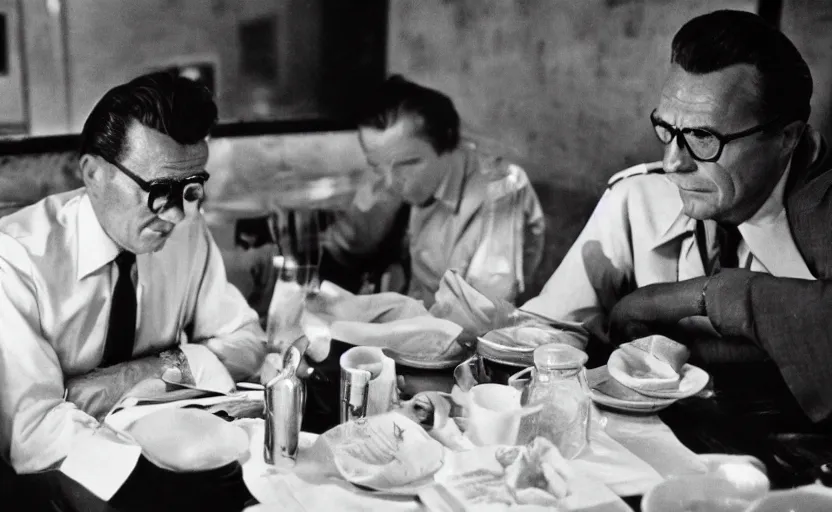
[606,161,664,188]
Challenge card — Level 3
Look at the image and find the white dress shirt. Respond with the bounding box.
[0,189,266,473]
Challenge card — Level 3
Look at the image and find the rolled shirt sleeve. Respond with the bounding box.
[189,218,266,381]
[0,236,100,472]
[521,183,638,348]
[706,269,832,423]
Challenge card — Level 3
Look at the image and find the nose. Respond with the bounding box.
[373,163,394,188]
[662,135,696,174]
[156,203,186,225]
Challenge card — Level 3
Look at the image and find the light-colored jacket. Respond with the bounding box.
[521,162,813,346]
[327,143,545,307]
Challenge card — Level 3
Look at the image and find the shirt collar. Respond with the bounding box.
[651,177,693,249]
[430,145,471,212]
[76,193,121,280]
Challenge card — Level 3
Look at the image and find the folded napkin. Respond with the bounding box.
[607,335,690,393]
[422,438,631,512]
[428,270,516,346]
[397,388,662,498]
[237,419,420,512]
[276,280,466,367]
[311,411,446,492]
[330,318,464,363]
[430,271,589,364]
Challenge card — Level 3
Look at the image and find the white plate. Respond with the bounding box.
[606,348,711,399]
[476,336,535,367]
[587,366,676,413]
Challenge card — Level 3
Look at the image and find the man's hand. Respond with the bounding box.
[608,278,708,344]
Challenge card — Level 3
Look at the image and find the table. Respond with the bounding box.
[13,353,832,511]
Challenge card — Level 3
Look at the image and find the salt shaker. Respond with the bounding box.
[264,345,306,467]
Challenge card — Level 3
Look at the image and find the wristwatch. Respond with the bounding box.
[158,348,196,385]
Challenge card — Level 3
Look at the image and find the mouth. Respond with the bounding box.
[676,186,711,194]
[145,223,173,237]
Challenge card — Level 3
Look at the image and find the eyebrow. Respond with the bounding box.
[394,157,422,166]
[149,170,208,184]
[651,111,722,134]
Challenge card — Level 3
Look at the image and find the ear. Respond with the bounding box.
[779,120,805,158]
[79,154,108,189]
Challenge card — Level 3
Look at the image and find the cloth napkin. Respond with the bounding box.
[267,279,465,367]
[314,411,446,491]
[238,419,420,512]
[421,439,632,512]
[430,270,589,351]
[399,388,663,498]
[606,336,688,394]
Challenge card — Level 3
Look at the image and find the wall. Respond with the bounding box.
[781,0,832,145]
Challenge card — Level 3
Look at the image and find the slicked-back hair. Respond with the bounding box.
[79,71,218,162]
[671,9,812,124]
[357,75,460,155]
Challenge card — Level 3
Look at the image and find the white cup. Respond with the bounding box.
[466,383,542,446]
[339,346,397,422]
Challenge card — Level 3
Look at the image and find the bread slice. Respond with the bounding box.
[629,335,690,374]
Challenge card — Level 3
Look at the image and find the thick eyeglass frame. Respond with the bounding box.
[649,109,781,162]
[103,157,210,213]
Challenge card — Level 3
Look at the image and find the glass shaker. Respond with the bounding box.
[521,343,591,459]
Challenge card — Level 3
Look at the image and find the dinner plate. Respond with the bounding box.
[380,347,461,370]
[476,336,535,367]
[587,366,676,413]
[351,473,438,497]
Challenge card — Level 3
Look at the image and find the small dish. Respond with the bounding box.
[587,366,676,413]
[351,474,438,497]
[606,349,710,400]
[476,336,536,367]
[380,347,461,370]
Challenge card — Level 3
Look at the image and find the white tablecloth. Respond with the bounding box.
[237,405,711,512]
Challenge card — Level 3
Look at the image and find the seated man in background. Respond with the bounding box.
[523,10,832,430]
[321,75,546,307]
[0,71,266,473]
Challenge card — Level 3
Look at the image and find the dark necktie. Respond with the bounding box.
[716,223,742,270]
[101,252,137,367]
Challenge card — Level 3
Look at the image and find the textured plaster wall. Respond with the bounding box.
[781,0,832,146]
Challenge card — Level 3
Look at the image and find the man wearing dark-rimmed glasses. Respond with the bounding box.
[0,71,266,479]
[523,10,832,432]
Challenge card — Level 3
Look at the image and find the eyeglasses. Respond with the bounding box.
[104,157,210,213]
[650,109,781,162]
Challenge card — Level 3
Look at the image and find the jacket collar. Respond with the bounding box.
[430,144,472,212]
[76,193,121,280]
[785,125,831,212]
[649,176,694,250]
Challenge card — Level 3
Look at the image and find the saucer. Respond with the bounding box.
[587,367,676,413]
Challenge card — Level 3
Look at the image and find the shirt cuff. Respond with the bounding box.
[179,343,236,394]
